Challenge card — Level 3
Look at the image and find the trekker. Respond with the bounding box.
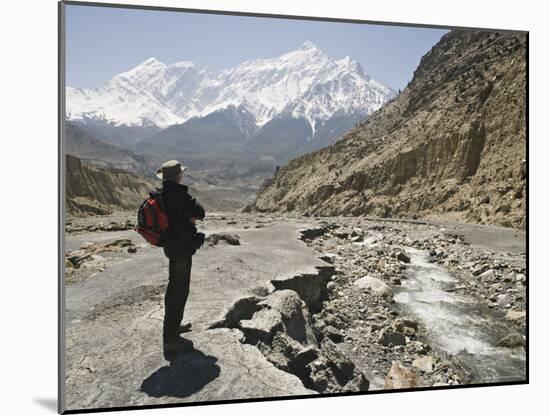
[155,160,206,353]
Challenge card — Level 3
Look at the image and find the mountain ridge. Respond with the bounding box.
[252,30,527,229]
[66,41,394,132]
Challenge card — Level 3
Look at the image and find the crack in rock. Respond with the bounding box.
[208,239,368,394]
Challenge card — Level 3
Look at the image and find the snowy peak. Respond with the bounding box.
[300,40,317,50]
[66,42,395,129]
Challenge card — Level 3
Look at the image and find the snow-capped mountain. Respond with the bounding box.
[66,41,395,132]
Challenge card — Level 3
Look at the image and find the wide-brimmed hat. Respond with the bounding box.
[155,160,187,180]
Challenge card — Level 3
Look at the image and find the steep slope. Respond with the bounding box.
[65,122,154,176]
[254,30,527,229]
[66,154,155,216]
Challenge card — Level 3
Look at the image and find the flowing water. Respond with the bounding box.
[394,247,526,384]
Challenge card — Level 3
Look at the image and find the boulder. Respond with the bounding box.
[239,308,283,343]
[319,339,357,382]
[384,362,423,389]
[354,276,394,299]
[257,289,317,346]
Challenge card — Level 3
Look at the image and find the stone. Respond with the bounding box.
[66,250,92,268]
[505,310,526,322]
[127,246,138,253]
[320,338,356,380]
[384,362,423,389]
[473,264,490,276]
[392,318,418,333]
[397,252,411,263]
[206,233,241,246]
[515,274,527,284]
[479,269,497,282]
[80,241,98,250]
[312,318,326,336]
[497,333,525,348]
[257,290,317,346]
[402,327,416,336]
[377,328,406,347]
[502,273,514,283]
[320,254,338,264]
[333,231,349,239]
[412,356,435,373]
[104,238,133,248]
[354,276,394,299]
[342,372,370,392]
[307,358,332,392]
[496,293,509,304]
[293,345,320,369]
[271,266,335,312]
[324,325,345,343]
[265,332,304,371]
[239,308,283,343]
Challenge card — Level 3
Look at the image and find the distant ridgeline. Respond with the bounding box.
[253,31,527,229]
[65,154,241,216]
[66,42,394,168]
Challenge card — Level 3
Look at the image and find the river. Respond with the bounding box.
[394,247,526,384]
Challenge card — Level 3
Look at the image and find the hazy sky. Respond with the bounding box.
[66,4,448,91]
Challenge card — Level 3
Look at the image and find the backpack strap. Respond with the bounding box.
[154,188,168,214]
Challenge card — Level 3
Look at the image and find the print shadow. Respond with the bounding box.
[140,341,220,399]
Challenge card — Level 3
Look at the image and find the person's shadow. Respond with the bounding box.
[140,341,220,399]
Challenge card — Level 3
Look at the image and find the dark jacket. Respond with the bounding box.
[161,181,205,259]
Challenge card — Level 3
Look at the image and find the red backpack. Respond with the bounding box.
[136,190,170,247]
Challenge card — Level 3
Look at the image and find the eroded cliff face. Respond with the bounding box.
[66,154,154,216]
[254,30,527,229]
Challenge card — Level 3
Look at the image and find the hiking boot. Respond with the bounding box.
[163,337,193,353]
[178,322,192,333]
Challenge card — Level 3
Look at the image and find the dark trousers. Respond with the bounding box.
[163,256,192,343]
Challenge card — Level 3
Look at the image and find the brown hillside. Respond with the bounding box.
[254,30,527,229]
[66,154,155,216]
